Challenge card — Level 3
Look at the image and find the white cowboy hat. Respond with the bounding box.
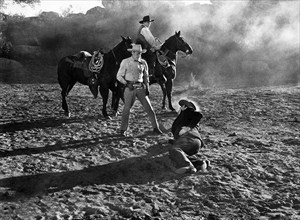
[127,44,147,53]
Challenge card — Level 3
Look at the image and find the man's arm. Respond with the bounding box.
[179,111,203,136]
[188,112,203,128]
[142,61,150,96]
[116,60,127,85]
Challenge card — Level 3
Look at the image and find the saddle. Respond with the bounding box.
[67,51,104,78]
[66,51,91,77]
[73,51,92,60]
[156,50,170,68]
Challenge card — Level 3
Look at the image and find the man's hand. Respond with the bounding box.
[145,87,150,96]
[127,83,134,91]
[179,126,191,136]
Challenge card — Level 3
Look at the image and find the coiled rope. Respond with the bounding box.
[89,51,104,73]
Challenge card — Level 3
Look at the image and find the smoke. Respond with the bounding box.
[1,0,299,87]
[164,0,299,88]
[101,0,299,88]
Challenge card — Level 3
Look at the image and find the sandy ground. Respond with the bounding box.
[0,83,299,220]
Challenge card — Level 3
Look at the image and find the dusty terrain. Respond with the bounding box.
[0,83,299,220]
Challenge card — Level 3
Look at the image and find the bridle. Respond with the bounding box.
[173,35,189,58]
[111,47,119,65]
[162,35,189,59]
[110,39,131,66]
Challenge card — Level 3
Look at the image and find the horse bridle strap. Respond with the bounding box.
[111,48,119,66]
[163,35,187,59]
[160,45,176,62]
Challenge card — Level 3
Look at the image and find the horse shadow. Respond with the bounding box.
[0,142,176,200]
[0,132,134,158]
[0,115,104,133]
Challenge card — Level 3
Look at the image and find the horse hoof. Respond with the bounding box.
[105,116,112,120]
[162,106,167,110]
[65,112,71,117]
[111,111,120,117]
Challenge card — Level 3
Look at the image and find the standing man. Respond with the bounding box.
[116,44,163,137]
[136,15,161,75]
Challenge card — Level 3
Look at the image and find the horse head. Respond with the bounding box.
[164,31,193,56]
[112,36,133,64]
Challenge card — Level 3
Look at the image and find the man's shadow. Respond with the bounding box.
[0,142,176,201]
[0,132,134,158]
[0,115,98,133]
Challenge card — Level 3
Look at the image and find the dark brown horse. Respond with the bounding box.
[149,31,193,111]
[57,36,132,118]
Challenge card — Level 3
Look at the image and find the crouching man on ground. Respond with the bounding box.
[169,99,210,174]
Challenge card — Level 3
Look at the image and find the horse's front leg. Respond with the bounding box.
[112,83,125,116]
[110,86,119,117]
[60,81,76,117]
[99,86,111,119]
[61,90,70,117]
[165,79,175,111]
[159,82,167,110]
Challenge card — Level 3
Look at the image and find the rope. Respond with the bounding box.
[89,51,104,73]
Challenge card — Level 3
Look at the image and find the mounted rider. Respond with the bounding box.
[135,15,162,76]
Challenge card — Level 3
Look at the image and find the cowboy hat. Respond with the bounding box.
[139,15,154,24]
[127,44,146,53]
[179,99,196,110]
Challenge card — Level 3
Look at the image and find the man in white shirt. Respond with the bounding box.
[116,44,163,137]
[136,15,161,75]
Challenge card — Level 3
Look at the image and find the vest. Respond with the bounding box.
[136,25,151,50]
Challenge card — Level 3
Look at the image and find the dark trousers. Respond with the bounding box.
[169,130,202,168]
[142,50,156,75]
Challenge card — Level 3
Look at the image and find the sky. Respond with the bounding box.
[1,0,212,17]
[1,0,105,16]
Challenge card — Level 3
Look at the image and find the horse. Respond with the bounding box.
[148,31,193,111]
[57,36,132,118]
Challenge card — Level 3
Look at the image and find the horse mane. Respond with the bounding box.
[105,37,131,65]
[161,34,177,60]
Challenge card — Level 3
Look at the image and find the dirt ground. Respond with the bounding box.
[0,83,299,220]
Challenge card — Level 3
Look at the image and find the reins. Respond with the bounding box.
[111,48,119,65]
[162,35,188,59]
[110,40,131,66]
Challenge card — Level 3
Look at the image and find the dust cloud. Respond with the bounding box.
[164,0,299,88]
[1,0,299,87]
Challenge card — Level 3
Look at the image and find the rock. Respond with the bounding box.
[13,45,43,59]
[0,58,24,72]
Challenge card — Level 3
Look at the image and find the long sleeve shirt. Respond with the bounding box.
[171,108,203,140]
[116,56,149,85]
[140,26,156,47]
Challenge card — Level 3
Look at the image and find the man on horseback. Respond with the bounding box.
[135,15,161,76]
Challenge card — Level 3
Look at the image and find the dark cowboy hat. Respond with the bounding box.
[179,99,196,110]
[139,15,154,24]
